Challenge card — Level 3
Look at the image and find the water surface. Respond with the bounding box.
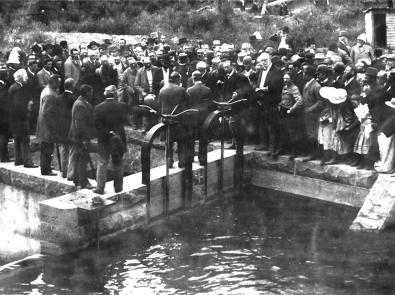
[1,188,395,294]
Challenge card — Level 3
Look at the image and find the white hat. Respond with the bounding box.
[253,31,262,40]
[357,33,367,43]
[320,87,347,104]
[104,85,117,97]
[196,61,207,70]
[7,48,21,64]
[13,69,27,82]
[385,97,395,108]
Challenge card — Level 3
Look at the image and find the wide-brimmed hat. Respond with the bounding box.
[357,33,367,43]
[386,53,395,61]
[385,97,395,108]
[87,41,100,50]
[320,87,347,104]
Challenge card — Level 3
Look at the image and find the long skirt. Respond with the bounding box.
[374,133,395,173]
[318,122,335,150]
[354,123,372,155]
[333,127,359,155]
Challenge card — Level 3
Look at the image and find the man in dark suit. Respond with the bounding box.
[8,69,37,168]
[93,85,128,194]
[158,72,192,168]
[69,84,96,189]
[135,57,162,132]
[222,60,252,151]
[253,53,284,156]
[57,78,77,178]
[0,72,10,162]
[26,57,41,134]
[187,70,215,164]
[36,74,61,175]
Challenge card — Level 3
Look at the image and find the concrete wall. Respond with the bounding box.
[39,149,245,255]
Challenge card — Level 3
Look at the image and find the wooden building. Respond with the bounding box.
[364,0,395,48]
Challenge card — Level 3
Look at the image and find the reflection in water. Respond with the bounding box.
[2,188,395,294]
[0,183,45,264]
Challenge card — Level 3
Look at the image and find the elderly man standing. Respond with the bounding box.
[69,84,96,189]
[135,57,161,133]
[8,69,37,168]
[253,53,284,156]
[36,74,61,176]
[93,85,127,194]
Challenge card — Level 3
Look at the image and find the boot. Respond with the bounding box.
[350,154,361,167]
[320,150,330,166]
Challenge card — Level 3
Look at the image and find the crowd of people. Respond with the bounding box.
[1,26,395,195]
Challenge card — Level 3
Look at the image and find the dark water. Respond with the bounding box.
[1,188,395,294]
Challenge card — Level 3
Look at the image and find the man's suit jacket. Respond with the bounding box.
[94,98,128,152]
[302,78,323,115]
[158,83,190,141]
[344,76,361,108]
[253,65,284,109]
[134,66,162,101]
[8,82,31,137]
[36,87,58,143]
[187,82,214,130]
[26,69,40,99]
[69,97,96,143]
[222,71,252,115]
[37,68,51,90]
[57,91,77,142]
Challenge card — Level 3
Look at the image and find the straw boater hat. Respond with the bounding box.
[385,97,395,108]
[320,87,347,104]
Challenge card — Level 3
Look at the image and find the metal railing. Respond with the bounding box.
[199,98,248,200]
[140,105,198,221]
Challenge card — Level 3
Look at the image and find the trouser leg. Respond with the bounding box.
[67,144,76,180]
[112,153,124,192]
[59,143,69,178]
[95,148,109,192]
[0,134,10,161]
[40,142,54,174]
[14,135,23,165]
[21,135,33,166]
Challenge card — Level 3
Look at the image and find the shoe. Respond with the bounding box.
[114,188,123,193]
[349,159,360,167]
[42,171,57,176]
[324,158,338,165]
[228,144,236,149]
[1,157,12,163]
[168,159,174,169]
[178,162,185,168]
[15,161,23,166]
[302,154,317,162]
[83,183,95,190]
[24,163,38,168]
[92,188,104,194]
[254,145,268,151]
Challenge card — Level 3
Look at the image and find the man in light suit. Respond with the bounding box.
[36,74,61,176]
[37,58,53,91]
[135,57,162,132]
[253,53,284,157]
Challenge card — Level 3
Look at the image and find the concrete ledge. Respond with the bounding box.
[251,152,378,189]
[251,169,369,208]
[0,162,75,197]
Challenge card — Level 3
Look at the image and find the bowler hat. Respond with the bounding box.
[365,66,378,77]
[316,64,329,74]
[87,41,100,50]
